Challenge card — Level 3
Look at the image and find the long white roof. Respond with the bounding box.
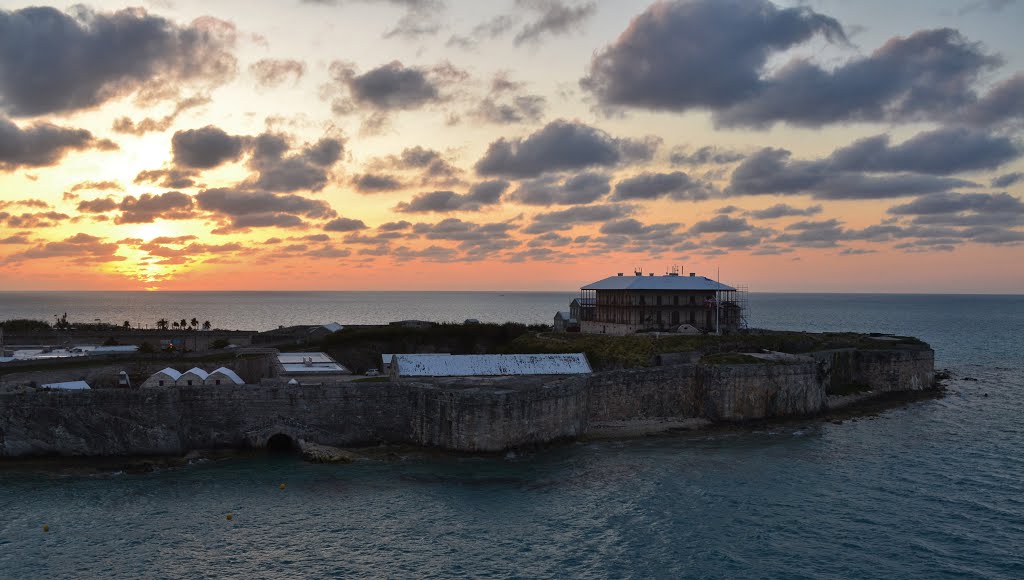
[393,353,592,377]
[41,381,91,390]
[582,274,735,291]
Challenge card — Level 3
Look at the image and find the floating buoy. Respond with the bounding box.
[279,483,286,490]
[226,513,233,521]
[43,524,49,533]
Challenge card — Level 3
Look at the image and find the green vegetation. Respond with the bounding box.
[210,338,230,349]
[700,353,767,365]
[0,319,52,332]
[313,323,926,372]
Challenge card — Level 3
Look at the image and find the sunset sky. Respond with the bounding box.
[0,0,1022,293]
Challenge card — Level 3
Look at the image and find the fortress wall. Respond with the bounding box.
[408,379,589,452]
[854,349,934,392]
[0,348,935,458]
[697,364,825,421]
[587,365,702,420]
[0,389,183,457]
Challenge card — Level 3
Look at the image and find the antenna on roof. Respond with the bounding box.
[634,266,643,276]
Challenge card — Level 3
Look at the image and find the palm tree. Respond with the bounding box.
[179,319,187,331]
[157,319,168,330]
[190,318,199,330]
[202,320,211,331]
[172,321,180,330]
[123,320,130,329]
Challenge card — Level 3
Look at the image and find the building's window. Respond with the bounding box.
[158,380,164,386]
[673,296,679,306]
[689,296,696,305]
[656,311,662,324]
[215,379,221,385]
[187,380,193,386]
[639,296,645,305]
[672,311,680,324]
[656,296,662,306]
[690,312,696,324]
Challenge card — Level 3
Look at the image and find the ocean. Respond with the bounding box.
[1,292,1023,578]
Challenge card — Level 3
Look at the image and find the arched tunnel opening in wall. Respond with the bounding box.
[265,433,296,453]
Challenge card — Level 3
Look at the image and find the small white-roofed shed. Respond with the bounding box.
[141,368,183,388]
[176,367,209,387]
[205,367,245,386]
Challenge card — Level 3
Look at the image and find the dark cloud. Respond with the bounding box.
[963,72,1024,126]
[70,180,123,192]
[372,146,464,186]
[729,147,976,199]
[582,0,1021,128]
[581,0,844,116]
[324,217,369,231]
[134,168,196,189]
[352,173,405,193]
[670,146,745,166]
[246,133,344,192]
[887,192,1024,226]
[0,211,69,229]
[774,218,846,248]
[172,126,245,169]
[689,215,754,234]
[77,198,118,213]
[111,95,210,136]
[116,191,195,224]
[507,172,610,206]
[612,171,713,201]
[826,127,1019,175]
[250,59,305,89]
[992,172,1024,188]
[1,233,124,264]
[0,232,31,244]
[746,203,822,219]
[196,188,336,219]
[514,0,596,45]
[230,213,306,229]
[394,180,509,213]
[379,220,412,231]
[0,6,236,117]
[474,94,546,125]
[475,120,658,178]
[522,203,636,234]
[0,199,49,210]
[0,117,113,170]
[326,60,464,112]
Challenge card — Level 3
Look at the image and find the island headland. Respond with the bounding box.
[0,323,935,458]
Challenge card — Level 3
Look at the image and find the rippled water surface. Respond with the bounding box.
[2,293,1023,578]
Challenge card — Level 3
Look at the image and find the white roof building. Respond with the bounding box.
[177,367,210,386]
[277,352,350,374]
[206,367,245,385]
[41,381,91,390]
[582,272,735,291]
[140,367,183,388]
[391,353,592,378]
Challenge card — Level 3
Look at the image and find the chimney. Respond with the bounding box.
[617,272,623,276]
[690,272,696,277]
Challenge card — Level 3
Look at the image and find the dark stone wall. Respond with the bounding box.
[0,348,934,457]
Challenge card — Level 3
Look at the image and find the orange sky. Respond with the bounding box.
[0,0,1022,293]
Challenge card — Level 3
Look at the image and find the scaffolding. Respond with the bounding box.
[717,285,750,332]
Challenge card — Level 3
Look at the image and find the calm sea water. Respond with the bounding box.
[2,292,1023,579]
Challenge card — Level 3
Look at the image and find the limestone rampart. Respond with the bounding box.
[0,347,935,457]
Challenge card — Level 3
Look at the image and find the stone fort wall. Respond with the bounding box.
[0,348,934,457]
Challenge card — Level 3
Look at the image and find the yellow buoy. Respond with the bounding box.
[43,524,49,533]
[226,513,233,521]
[279,483,286,490]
